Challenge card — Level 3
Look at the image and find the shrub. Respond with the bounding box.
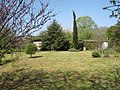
[92,51,101,58]
[103,49,110,57]
[25,43,37,58]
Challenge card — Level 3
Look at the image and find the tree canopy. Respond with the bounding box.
[107,23,120,52]
[77,16,98,30]
[76,16,98,41]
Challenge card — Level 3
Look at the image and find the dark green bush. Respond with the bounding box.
[92,51,101,58]
[25,43,37,58]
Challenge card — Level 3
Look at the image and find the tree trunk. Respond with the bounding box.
[30,54,32,58]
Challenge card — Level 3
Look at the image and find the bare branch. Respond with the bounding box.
[0,0,55,59]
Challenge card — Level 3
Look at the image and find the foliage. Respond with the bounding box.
[41,20,70,51]
[30,36,42,42]
[85,42,96,50]
[0,67,120,89]
[0,48,20,65]
[79,26,107,50]
[73,11,78,49]
[93,27,107,41]
[63,30,73,47]
[78,29,94,40]
[92,51,101,58]
[107,26,115,41]
[102,48,110,57]
[76,16,98,41]
[63,30,72,41]
[0,27,16,50]
[25,44,37,58]
[77,16,98,30]
[0,0,55,60]
[107,23,120,53]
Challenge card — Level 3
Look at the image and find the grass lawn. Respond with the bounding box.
[0,51,120,73]
[0,51,120,89]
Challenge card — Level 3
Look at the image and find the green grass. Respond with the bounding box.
[0,51,120,73]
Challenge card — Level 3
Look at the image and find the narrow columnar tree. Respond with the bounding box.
[73,11,78,49]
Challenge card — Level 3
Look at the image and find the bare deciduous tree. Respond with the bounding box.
[0,0,55,59]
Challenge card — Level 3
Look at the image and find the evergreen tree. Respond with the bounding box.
[41,20,70,51]
[73,11,78,49]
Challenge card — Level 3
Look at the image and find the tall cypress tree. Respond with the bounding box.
[73,11,78,49]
